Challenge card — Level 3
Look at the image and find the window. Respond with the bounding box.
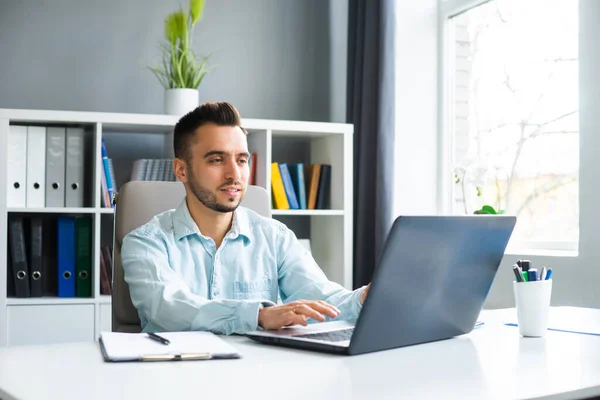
[446,0,579,252]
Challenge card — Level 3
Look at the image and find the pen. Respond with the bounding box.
[512,265,524,282]
[147,332,170,345]
[545,268,553,280]
[527,268,538,282]
[520,260,531,272]
[540,266,547,281]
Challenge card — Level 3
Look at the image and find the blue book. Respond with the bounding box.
[57,217,76,297]
[290,163,307,209]
[278,163,300,209]
[101,139,115,207]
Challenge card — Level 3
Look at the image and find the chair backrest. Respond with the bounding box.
[111,181,271,333]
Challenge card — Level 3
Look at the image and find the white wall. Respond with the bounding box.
[394,1,440,216]
[0,0,347,123]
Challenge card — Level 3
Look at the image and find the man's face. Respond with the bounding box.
[179,123,250,213]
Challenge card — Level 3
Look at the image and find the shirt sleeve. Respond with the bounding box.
[276,226,366,321]
[121,231,275,335]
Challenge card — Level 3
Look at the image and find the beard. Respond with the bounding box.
[186,167,244,213]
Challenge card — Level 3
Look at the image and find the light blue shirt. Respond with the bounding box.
[121,200,364,335]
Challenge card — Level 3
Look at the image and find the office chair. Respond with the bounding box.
[111,181,271,333]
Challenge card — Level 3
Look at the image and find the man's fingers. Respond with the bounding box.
[283,310,308,327]
[291,304,326,322]
[311,301,340,318]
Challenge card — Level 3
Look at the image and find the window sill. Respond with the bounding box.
[504,248,579,258]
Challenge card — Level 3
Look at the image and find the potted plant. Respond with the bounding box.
[148,0,212,115]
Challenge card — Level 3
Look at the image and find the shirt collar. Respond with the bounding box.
[172,199,251,243]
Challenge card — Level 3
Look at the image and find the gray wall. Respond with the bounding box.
[0,0,347,122]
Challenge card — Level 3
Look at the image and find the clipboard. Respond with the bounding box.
[98,331,241,362]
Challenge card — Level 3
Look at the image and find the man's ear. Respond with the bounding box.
[173,158,188,183]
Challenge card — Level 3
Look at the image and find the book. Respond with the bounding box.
[278,163,300,209]
[290,163,307,209]
[316,164,331,209]
[271,163,290,210]
[99,331,241,362]
[306,164,322,210]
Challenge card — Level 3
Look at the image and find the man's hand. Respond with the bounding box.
[360,283,371,304]
[258,300,341,331]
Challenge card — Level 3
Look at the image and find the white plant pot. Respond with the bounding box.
[164,88,199,116]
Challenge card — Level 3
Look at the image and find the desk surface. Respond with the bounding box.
[1,307,600,400]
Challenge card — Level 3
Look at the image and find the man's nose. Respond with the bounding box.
[224,158,242,181]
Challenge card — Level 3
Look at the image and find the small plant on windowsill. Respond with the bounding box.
[472,186,504,215]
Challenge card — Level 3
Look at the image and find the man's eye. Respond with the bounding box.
[238,159,248,164]
[210,158,222,163]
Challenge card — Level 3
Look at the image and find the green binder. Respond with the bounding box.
[76,217,92,297]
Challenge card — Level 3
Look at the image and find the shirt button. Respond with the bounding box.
[214,290,220,296]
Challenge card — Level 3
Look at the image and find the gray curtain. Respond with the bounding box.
[347,0,396,288]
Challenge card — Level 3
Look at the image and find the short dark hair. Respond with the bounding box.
[173,101,247,162]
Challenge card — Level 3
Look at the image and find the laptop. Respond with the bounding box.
[246,215,516,356]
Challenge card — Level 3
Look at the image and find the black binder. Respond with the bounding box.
[8,216,30,298]
[29,217,43,297]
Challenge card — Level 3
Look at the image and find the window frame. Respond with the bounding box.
[438,0,581,256]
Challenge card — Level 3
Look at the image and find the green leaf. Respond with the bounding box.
[481,205,497,214]
[190,0,206,26]
[476,187,483,197]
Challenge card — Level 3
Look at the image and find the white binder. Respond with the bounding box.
[45,127,66,207]
[26,126,47,208]
[65,128,85,207]
[7,126,27,208]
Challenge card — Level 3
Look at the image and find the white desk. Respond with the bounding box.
[1,307,600,400]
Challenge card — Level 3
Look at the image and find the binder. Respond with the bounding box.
[278,163,300,209]
[42,218,58,296]
[65,128,85,207]
[26,126,46,208]
[8,216,30,297]
[99,331,241,362]
[316,164,331,209]
[57,217,76,297]
[75,217,92,297]
[46,127,66,207]
[28,217,44,297]
[7,125,27,208]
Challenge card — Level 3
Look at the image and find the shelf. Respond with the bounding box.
[7,297,97,306]
[271,209,345,216]
[99,208,115,214]
[8,207,96,214]
[98,295,112,304]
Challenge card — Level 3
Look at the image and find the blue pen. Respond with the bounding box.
[527,268,537,282]
[545,268,553,280]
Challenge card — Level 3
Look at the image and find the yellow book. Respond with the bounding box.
[271,163,290,210]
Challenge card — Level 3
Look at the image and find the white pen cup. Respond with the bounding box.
[513,279,553,337]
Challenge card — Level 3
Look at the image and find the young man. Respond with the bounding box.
[121,102,370,335]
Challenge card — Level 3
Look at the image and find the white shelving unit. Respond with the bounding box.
[0,108,353,347]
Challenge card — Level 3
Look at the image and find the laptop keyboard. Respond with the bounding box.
[292,328,354,342]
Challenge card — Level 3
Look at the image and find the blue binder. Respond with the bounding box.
[57,217,76,297]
